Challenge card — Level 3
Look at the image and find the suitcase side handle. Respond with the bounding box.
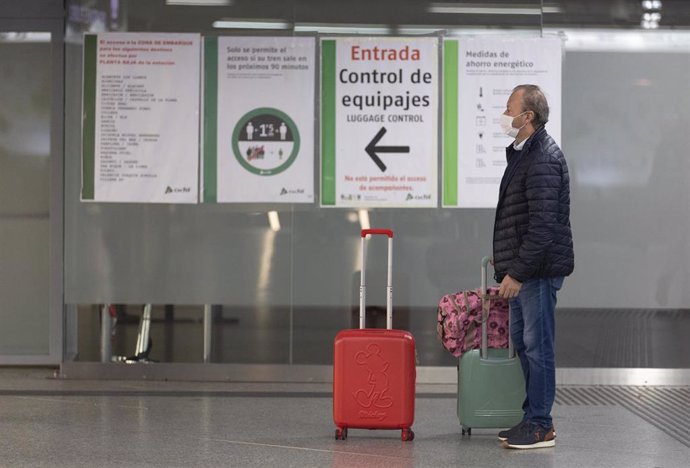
[360,229,393,330]
[481,256,515,360]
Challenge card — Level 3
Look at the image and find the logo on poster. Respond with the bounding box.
[406,193,430,201]
[165,186,191,194]
[280,187,305,196]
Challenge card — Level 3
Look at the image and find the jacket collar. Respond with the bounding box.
[498,126,547,204]
[505,125,546,160]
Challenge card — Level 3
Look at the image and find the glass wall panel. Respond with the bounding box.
[0,33,52,355]
[64,1,690,368]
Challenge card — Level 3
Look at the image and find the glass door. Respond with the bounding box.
[0,13,64,363]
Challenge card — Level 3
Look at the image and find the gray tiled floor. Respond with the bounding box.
[0,369,688,467]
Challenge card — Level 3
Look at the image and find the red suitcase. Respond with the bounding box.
[333,229,416,441]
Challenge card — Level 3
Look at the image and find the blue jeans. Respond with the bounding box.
[509,276,564,429]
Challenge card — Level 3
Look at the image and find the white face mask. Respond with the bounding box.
[500,111,527,139]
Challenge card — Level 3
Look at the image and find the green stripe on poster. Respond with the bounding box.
[81,34,97,200]
[203,37,218,203]
[443,40,459,207]
[321,40,336,206]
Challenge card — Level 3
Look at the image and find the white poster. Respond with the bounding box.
[321,37,438,207]
[82,32,200,203]
[442,37,562,208]
[203,36,315,203]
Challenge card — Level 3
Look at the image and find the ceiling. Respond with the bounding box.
[70,0,690,33]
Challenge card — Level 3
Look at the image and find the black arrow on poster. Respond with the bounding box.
[365,127,410,172]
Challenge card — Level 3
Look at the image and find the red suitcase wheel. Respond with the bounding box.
[401,428,414,441]
[335,428,348,440]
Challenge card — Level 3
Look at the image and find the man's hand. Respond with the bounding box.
[498,274,522,299]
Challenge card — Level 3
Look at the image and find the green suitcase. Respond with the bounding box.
[457,256,525,435]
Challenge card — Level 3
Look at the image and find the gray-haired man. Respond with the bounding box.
[493,84,574,449]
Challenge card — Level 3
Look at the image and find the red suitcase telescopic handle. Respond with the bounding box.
[361,229,393,238]
[360,229,394,330]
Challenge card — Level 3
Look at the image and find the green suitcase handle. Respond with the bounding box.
[480,256,515,360]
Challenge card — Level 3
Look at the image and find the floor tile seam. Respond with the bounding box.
[0,390,458,399]
[646,386,690,405]
[577,387,617,406]
[3,385,689,399]
[553,391,578,406]
[623,403,690,438]
[600,387,690,447]
[660,390,690,412]
[605,387,690,429]
[583,388,622,407]
[570,387,608,406]
[557,387,611,406]
[553,441,689,460]
[627,407,689,437]
[612,398,690,448]
[0,394,125,407]
[556,389,591,406]
[642,390,690,416]
[557,386,690,445]
[609,386,690,418]
[202,437,412,461]
[665,387,690,398]
[615,403,690,449]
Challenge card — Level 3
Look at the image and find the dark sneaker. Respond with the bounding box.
[503,423,556,449]
[498,421,527,441]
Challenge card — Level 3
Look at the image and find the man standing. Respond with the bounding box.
[493,85,574,449]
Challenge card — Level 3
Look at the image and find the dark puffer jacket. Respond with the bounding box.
[493,126,574,283]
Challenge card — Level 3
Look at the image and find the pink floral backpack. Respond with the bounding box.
[436,287,510,357]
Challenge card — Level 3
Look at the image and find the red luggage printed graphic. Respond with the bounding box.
[333,330,415,440]
[333,229,416,442]
[354,344,393,410]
